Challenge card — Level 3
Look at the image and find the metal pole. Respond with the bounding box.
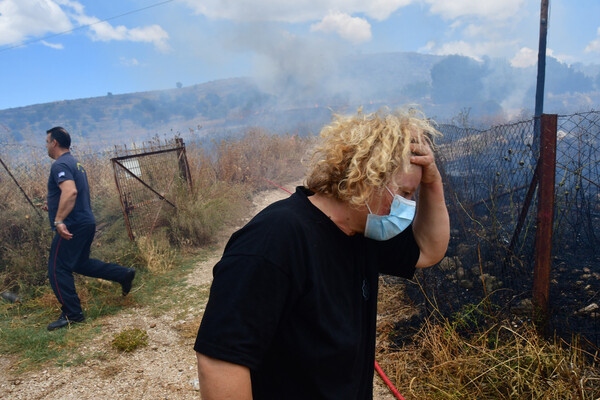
[532,0,549,158]
[0,156,43,219]
[111,159,135,241]
[532,114,557,331]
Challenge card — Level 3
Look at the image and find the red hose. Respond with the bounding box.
[263,178,406,400]
[374,361,406,400]
[262,178,293,194]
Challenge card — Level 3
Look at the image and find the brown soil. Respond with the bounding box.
[0,183,394,399]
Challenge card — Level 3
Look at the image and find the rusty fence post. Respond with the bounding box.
[175,138,193,190]
[532,114,557,331]
[111,159,135,241]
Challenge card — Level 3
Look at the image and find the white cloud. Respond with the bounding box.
[74,14,170,52]
[0,0,169,51]
[463,23,488,38]
[424,0,526,21]
[41,40,64,49]
[120,57,141,67]
[310,12,371,44]
[0,0,72,46]
[181,0,525,25]
[181,0,414,23]
[363,0,414,21]
[422,40,518,62]
[546,49,575,65]
[510,47,576,68]
[584,27,600,53]
[510,47,536,68]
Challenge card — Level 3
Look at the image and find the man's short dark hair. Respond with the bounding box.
[46,127,71,149]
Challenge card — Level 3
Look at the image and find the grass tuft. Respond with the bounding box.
[134,233,178,274]
[111,328,148,352]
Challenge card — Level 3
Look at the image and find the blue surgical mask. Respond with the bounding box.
[364,187,416,241]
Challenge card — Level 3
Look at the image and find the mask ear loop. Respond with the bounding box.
[367,186,395,215]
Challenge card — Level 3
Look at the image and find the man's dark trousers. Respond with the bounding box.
[48,223,129,319]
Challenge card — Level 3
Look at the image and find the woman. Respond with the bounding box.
[195,108,450,399]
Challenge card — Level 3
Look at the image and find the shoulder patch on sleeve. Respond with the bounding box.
[58,171,66,178]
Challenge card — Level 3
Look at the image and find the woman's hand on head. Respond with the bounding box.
[409,143,441,185]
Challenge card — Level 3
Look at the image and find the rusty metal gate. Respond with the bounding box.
[111,137,192,240]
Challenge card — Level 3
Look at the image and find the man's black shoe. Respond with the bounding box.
[121,268,136,296]
[47,314,85,331]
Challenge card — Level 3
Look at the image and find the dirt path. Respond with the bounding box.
[0,183,394,400]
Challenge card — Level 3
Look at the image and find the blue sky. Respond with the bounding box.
[1,0,599,110]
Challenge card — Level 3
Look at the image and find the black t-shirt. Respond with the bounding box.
[47,152,95,230]
[194,187,419,400]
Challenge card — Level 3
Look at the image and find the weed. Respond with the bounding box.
[111,328,148,352]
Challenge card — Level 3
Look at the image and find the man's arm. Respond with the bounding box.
[55,180,77,240]
[196,353,252,400]
[410,144,450,268]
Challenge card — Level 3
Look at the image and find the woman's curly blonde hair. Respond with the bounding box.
[305,107,440,207]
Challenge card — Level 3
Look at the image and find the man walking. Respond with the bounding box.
[44,126,135,331]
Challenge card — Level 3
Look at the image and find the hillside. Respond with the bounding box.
[1,51,598,147]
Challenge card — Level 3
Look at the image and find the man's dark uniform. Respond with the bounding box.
[47,152,132,321]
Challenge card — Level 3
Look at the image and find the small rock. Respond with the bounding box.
[482,274,502,293]
[459,279,474,289]
[456,243,470,257]
[577,303,599,314]
[512,299,533,316]
[150,323,157,328]
[456,267,465,280]
[191,379,200,391]
[584,267,591,273]
[1,291,21,303]
[438,257,457,271]
[581,274,592,279]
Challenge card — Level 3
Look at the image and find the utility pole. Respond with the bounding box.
[531,0,554,334]
[532,0,549,157]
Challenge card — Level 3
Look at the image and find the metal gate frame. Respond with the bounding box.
[111,138,192,240]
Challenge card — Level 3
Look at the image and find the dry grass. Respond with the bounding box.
[376,279,600,399]
[195,129,312,189]
[134,234,178,274]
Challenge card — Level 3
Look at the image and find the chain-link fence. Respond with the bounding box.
[403,111,600,346]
